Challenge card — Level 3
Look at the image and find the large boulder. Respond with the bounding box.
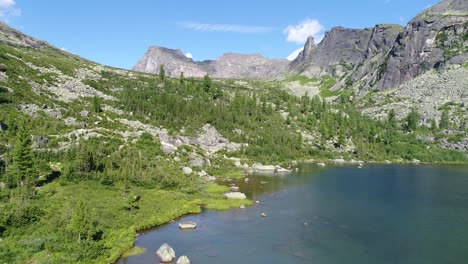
[176,255,191,264]
[224,192,247,199]
[182,167,193,175]
[178,221,197,230]
[156,243,176,263]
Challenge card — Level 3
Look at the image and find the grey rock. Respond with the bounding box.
[80,110,90,117]
[190,157,205,168]
[31,135,49,149]
[224,192,247,199]
[176,255,191,264]
[204,175,216,182]
[178,221,197,229]
[252,163,276,172]
[155,243,176,263]
[182,167,193,175]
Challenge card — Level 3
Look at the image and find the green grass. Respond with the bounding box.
[283,75,319,85]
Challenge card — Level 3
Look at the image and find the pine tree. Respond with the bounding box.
[439,109,449,130]
[7,124,35,189]
[405,107,420,132]
[92,96,102,113]
[179,72,184,84]
[159,65,165,82]
[387,109,397,129]
[68,201,96,243]
[203,74,212,94]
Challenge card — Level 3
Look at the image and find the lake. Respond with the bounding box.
[118,164,468,264]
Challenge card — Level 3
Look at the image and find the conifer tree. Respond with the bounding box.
[7,124,35,189]
[439,109,449,130]
[159,65,165,82]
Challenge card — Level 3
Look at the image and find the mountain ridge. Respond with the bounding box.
[134,0,467,93]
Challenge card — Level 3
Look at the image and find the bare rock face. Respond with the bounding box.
[377,0,468,89]
[290,24,402,90]
[133,48,288,80]
[133,47,209,78]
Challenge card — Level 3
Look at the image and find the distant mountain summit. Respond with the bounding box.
[133,47,289,80]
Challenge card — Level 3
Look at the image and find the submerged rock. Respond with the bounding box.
[224,192,247,199]
[176,255,191,264]
[317,162,326,167]
[178,221,197,230]
[156,243,176,263]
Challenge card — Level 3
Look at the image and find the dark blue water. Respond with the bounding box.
[119,165,468,264]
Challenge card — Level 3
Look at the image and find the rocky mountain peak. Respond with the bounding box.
[377,0,467,89]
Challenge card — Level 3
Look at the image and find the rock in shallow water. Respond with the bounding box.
[176,255,191,264]
[178,221,197,229]
[155,243,176,263]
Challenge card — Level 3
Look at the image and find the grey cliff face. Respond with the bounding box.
[133,48,289,80]
[133,46,209,78]
[377,0,468,89]
[290,24,402,90]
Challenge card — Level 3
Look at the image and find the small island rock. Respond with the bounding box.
[156,243,176,263]
[176,255,191,264]
[179,221,197,229]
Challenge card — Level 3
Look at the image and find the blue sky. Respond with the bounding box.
[1,0,438,69]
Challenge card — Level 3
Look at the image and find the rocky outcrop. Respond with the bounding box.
[290,24,402,90]
[133,47,288,80]
[0,22,48,49]
[439,137,468,151]
[377,0,468,89]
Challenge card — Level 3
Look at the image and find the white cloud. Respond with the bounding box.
[0,0,21,23]
[0,0,15,9]
[179,21,274,34]
[185,52,193,59]
[284,19,324,44]
[286,47,303,61]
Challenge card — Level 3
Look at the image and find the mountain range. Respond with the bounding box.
[134,0,467,93]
